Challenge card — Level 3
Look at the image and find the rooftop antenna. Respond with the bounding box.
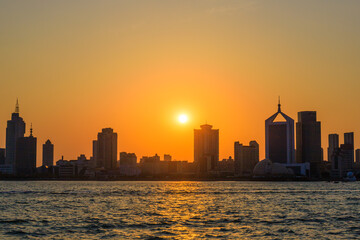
[278,96,281,112]
[30,123,33,137]
[15,98,19,114]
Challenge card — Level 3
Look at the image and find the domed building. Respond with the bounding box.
[253,159,294,177]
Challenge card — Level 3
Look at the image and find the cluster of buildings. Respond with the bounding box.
[0,100,359,180]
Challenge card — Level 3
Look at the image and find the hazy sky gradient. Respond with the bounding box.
[1,0,360,166]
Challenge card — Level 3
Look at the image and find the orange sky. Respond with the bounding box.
[1,1,360,166]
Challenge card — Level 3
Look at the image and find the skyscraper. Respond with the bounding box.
[296,111,322,177]
[356,149,360,163]
[0,148,5,165]
[42,140,54,167]
[343,132,354,166]
[92,140,98,168]
[234,141,259,176]
[265,99,295,164]
[95,128,117,169]
[194,124,219,173]
[328,134,339,162]
[5,100,26,172]
[15,126,37,176]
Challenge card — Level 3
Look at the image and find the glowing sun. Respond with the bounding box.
[178,114,188,124]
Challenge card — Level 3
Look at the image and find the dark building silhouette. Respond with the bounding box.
[15,127,37,176]
[194,124,219,173]
[328,134,339,162]
[5,100,26,173]
[94,128,117,169]
[265,99,295,164]
[0,148,5,165]
[119,152,137,167]
[344,132,354,163]
[42,140,54,167]
[296,111,322,177]
[164,154,172,162]
[330,132,355,179]
[92,140,98,168]
[356,149,360,163]
[234,141,259,176]
[218,156,235,175]
[139,154,161,175]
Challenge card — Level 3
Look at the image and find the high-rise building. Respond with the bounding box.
[296,111,322,177]
[91,140,98,168]
[95,128,117,169]
[194,124,219,173]
[42,140,54,166]
[344,132,354,164]
[0,148,5,165]
[265,99,295,164]
[234,141,259,176]
[328,134,339,162]
[15,127,37,176]
[356,149,360,163]
[5,100,26,172]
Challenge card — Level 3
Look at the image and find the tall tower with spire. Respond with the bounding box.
[265,98,295,164]
[5,100,26,172]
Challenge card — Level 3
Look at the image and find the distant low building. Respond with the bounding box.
[55,155,92,178]
[218,156,235,175]
[234,141,259,176]
[139,154,161,175]
[119,152,139,176]
[120,152,137,167]
[164,154,172,162]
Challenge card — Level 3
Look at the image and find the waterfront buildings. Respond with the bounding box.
[265,100,295,164]
[119,152,137,167]
[331,132,355,179]
[218,156,235,175]
[42,140,54,167]
[5,100,26,173]
[194,124,219,174]
[356,149,360,163]
[328,134,339,162]
[15,127,37,176]
[139,154,161,175]
[93,128,118,170]
[234,141,259,176]
[344,132,354,163]
[296,111,322,177]
[164,154,172,162]
[119,152,139,176]
[0,149,4,165]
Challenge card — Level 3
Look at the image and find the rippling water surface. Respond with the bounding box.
[0,181,359,239]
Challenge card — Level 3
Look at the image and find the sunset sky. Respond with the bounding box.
[1,0,360,166]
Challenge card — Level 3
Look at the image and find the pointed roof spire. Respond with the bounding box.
[278,96,281,112]
[15,98,19,114]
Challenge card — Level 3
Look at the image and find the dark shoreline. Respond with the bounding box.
[0,177,332,182]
